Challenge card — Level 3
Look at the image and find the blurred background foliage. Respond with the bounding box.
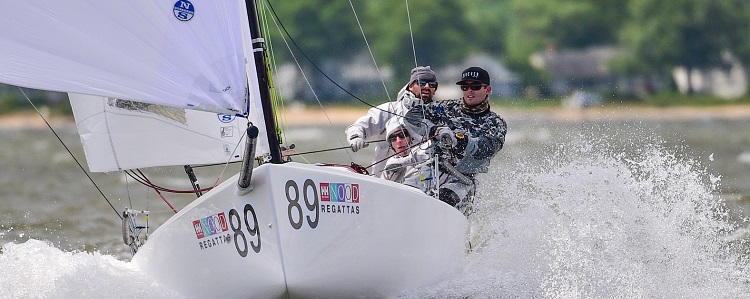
[266,0,748,77]
[4,0,750,110]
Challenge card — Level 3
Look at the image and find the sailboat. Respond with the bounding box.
[0,1,468,297]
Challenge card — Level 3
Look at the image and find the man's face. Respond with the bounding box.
[388,129,411,157]
[460,80,491,107]
[408,79,437,101]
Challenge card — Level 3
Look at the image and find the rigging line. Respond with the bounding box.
[286,149,311,163]
[405,0,418,68]
[260,3,289,145]
[263,0,395,117]
[285,146,353,156]
[143,176,150,218]
[347,0,391,102]
[124,169,213,194]
[211,124,248,188]
[263,1,354,161]
[130,124,246,195]
[144,179,151,217]
[136,169,177,213]
[263,0,431,155]
[190,161,241,168]
[259,4,284,145]
[286,139,386,157]
[125,173,133,210]
[364,135,433,170]
[18,87,122,220]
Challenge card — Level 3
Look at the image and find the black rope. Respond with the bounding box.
[263,0,406,120]
[364,135,435,170]
[190,139,388,168]
[20,88,122,220]
[287,139,386,157]
[190,161,240,168]
[287,145,354,156]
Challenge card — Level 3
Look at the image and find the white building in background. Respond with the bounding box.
[273,63,300,101]
[531,45,748,100]
[672,52,747,99]
[530,46,624,96]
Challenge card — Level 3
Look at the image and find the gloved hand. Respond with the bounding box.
[435,126,457,147]
[349,135,367,152]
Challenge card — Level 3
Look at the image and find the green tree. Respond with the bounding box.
[501,0,627,90]
[265,0,475,77]
[504,0,625,59]
[618,0,750,94]
[263,0,477,99]
[264,0,363,64]
[363,0,475,78]
[460,0,512,56]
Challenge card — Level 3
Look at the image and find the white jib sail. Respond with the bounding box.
[69,94,250,172]
[0,1,249,114]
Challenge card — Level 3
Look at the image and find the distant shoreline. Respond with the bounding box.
[0,112,73,129]
[2,104,750,129]
[257,104,750,125]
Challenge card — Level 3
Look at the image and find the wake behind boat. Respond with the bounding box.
[0,0,470,297]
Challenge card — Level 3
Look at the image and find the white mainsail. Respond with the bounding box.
[0,1,249,114]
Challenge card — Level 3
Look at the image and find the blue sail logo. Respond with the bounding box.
[173,0,195,22]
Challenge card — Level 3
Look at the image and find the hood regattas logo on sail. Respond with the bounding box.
[173,0,195,21]
[193,212,228,239]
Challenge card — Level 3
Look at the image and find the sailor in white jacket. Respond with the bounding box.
[380,121,429,184]
[345,66,438,176]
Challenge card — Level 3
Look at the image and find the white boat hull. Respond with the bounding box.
[131,162,468,298]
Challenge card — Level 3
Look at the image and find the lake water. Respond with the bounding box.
[2,109,750,298]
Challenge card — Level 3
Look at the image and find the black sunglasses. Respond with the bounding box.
[460,83,486,91]
[387,130,410,142]
[417,79,438,88]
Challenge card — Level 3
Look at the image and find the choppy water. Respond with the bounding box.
[2,112,750,298]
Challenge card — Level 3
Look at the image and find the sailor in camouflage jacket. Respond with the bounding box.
[404,66,507,210]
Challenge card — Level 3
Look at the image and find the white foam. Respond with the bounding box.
[0,240,179,298]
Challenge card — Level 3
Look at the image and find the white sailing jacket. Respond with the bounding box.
[345,85,428,176]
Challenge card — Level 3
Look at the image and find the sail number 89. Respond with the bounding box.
[285,179,319,229]
[229,204,260,257]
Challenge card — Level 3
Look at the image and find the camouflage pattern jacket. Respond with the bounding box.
[404,99,507,175]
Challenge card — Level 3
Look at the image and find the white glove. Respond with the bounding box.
[435,127,457,147]
[349,136,367,152]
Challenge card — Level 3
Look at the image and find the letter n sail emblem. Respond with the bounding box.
[173,0,195,21]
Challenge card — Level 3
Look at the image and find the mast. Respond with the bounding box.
[245,0,283,164]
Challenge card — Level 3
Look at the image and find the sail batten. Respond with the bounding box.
[0,1,251,114]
